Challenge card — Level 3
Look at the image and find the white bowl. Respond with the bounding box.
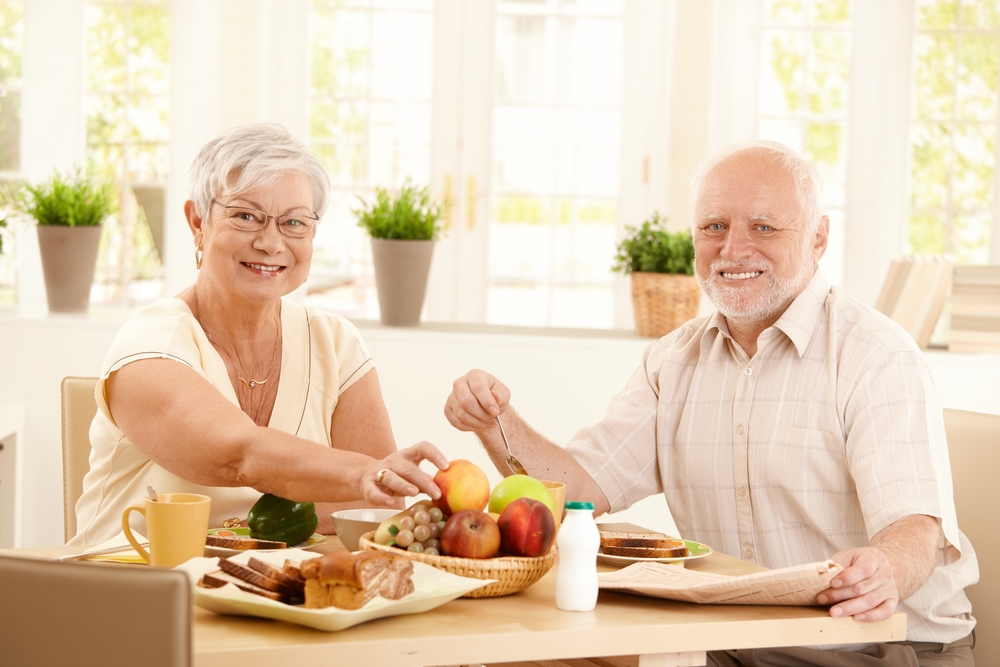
[331,508,398,551]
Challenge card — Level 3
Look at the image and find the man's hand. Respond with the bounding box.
[444,370,511,433]
[818,547,898,622]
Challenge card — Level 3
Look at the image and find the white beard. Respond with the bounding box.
[698,256,814,326]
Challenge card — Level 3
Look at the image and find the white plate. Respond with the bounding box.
[204,528,327,557]
[596,539,713,566]
[176,549,493,632]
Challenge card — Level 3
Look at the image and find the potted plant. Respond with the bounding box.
[612,212,700,337]
[17,169,115,312]
[354,179,445,326]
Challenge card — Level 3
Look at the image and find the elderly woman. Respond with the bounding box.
[70,123,447,546]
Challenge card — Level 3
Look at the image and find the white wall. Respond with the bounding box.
[2,309,998,548]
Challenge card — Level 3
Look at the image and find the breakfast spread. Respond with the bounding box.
[197,551,415,610]
[599,530,689,559]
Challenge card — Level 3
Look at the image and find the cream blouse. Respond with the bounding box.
[69,297,373,546]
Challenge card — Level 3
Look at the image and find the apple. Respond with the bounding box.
[488,474,554,516]
[439,509,501,559]
[497,497,556,558]
[433,459,491,515]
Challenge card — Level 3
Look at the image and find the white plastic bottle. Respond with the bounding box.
[555,501,600,611]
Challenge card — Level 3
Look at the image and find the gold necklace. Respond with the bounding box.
[193,286,279,389]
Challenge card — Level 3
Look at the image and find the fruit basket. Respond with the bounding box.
[358,531,556,598]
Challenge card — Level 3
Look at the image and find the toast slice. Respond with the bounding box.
[205,534,287,550]
[247,556,305,592]
[199,571,290,602]
[600,542,688,558]
[218,557,303,599]
[599,530,677,549]
[599,530,688,558]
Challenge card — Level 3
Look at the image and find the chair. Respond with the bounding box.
[61,376,99,543]
[0,555,191,667]
[944,408,1000,665]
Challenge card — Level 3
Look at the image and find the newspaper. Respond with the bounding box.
[598,559,843,606]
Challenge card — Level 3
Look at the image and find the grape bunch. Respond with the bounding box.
[390,505,447,556]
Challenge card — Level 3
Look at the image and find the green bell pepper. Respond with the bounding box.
[247,493,319,546]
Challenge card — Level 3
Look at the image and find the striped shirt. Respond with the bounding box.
[567,270,977,643]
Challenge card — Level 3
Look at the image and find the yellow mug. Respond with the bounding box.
[540,480,566,530]
[122,493,211,567]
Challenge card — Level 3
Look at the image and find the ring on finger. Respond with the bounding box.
[376,468,391,484]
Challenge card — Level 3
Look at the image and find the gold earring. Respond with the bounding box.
[195,247,203,270]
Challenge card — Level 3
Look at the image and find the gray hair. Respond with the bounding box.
[689,139,824,232]
[188,123,330,223]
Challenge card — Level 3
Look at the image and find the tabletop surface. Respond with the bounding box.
[5,527,907,667]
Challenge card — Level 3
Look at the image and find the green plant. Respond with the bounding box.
[0,216,6,255]
[354,179,445,241]
[19,169,115,227]
[612,213,694,275]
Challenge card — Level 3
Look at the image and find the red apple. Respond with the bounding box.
[433,459,491,515]
[497,497,556,558]
[439,509,501,559]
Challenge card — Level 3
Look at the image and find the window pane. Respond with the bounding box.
[916,0,959,29]
[488,1,622,328]
[907,0,999,263]
[306,1,434,320]
[85,1,170,307]
[759,30,806,114]
[956,34,999,121]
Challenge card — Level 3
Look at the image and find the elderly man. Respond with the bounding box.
[444,141,977,666]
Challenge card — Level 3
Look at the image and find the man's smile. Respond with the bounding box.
[721,271,763,280]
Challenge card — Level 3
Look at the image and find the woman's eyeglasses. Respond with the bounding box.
[211,201,318,239]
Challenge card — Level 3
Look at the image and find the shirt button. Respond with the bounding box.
[737,424,744,435]
[744,367,753,376]
[737,486,746,497]
[744,548,754,560]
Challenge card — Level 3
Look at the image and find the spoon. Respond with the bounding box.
[496,416,527,475]
[147,485,158,501]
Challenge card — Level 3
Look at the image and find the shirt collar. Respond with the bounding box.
[772,269,831,357]
[701,268,831,358]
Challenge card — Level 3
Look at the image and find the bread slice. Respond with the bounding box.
[599,530,677,549]
[218,557,303,599]
[247,556,305,592]
[199,571,290,602]
[205,534,287,550]
[600,542,688,559]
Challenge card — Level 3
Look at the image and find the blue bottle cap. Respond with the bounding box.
[564,501,595,510]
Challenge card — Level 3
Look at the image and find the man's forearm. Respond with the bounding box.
[870,513,942,600]
[476,410,611,515]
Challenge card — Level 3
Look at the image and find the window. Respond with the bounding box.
[757,0,852,287]
[488,0,624,328]
[85,0,170,306]
[305,0,435,319]
[0,0,22,305]
[908,0,999,263]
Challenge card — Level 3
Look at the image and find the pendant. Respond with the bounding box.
[238,376,267,389]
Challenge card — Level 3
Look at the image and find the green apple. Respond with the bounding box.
[488,474,554,516]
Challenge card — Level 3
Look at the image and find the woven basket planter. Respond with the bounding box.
[359,532,556,598]
[631,272,700,338]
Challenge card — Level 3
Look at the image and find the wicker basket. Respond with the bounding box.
[358,531,556,598]
[631,272,700,338]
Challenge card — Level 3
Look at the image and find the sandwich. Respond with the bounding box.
[599,530,688,559]
[300,551,415,610]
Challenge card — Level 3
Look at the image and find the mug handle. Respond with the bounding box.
[122,505,152,564]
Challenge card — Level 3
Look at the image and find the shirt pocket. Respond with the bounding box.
[764,425,863,535]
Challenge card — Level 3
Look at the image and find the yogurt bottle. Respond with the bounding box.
[555,501,600,611]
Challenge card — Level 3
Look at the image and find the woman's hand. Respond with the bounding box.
[444,369,511,434]
[362,441,451,507]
